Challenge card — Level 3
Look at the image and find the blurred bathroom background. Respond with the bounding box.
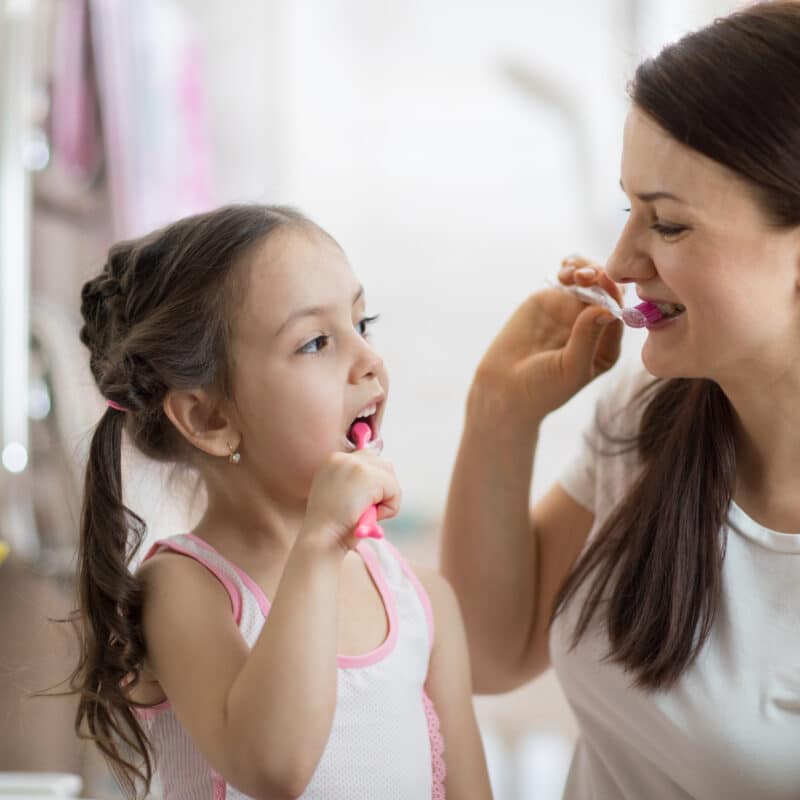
[0,0,741,797]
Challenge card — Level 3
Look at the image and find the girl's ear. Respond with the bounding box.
[162,388,239,459]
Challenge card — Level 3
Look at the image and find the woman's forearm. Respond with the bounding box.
[441,381,544,692]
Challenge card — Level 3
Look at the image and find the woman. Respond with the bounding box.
[441,2,800,797]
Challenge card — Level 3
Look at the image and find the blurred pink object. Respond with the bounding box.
[621,301,664,328]
[350,421,384,540]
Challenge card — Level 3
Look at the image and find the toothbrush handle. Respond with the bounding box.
[349,420,385,539]
[355,505,383,539]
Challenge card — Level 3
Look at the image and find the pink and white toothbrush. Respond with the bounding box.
[350,421,384,540]
[547,280,670,328]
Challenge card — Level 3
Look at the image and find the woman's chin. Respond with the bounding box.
[640,343,711,383]
[640,342,688,380]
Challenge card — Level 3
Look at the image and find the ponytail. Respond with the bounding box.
[72,407,152,798]
[552,378,736,689]
[71,204,321,795]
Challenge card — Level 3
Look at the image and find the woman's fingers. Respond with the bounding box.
[559,255,624,306]
[594,316,624,373]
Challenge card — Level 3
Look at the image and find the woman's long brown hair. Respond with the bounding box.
[552,1,800,689]
[71,205,316,797]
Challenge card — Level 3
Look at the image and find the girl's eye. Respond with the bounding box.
[298,334,329,354]
[356,314,380,337]
[651,222,687,239]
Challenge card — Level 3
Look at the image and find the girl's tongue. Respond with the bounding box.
[348,420,372,449]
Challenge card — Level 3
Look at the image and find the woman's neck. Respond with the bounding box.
[723,367,800,533]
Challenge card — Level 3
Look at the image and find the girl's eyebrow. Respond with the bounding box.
[620,179,686,204]
[274,285,365,337]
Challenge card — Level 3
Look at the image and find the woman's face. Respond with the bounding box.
[606,107,800,383]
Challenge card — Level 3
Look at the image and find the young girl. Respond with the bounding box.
[72,205,492,799]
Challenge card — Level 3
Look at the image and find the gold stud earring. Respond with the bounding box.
[228,443,241,465]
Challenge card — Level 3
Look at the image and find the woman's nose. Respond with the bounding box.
[605,227,656,285]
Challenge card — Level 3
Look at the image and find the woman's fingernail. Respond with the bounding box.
[575,267,597,279]
[595,313,613,326]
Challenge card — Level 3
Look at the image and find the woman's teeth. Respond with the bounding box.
[656,302,686,317]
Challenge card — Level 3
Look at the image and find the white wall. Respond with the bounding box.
[135,2,744,797]
[173,0,738,519]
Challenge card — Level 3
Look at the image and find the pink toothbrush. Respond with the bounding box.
[350,421,384,540]
[547,279,665,329]
[622,301,664,328]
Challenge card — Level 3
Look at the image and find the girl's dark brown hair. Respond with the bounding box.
[553,1,800,689]
[72,204,316,797]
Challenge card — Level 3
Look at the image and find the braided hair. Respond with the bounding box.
[72,204,316,797]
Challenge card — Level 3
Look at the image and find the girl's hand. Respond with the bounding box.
[301,450,402,553]
[471,255,623,426]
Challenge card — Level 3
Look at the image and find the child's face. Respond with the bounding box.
[229,227,388,502]
[607,107,800,384]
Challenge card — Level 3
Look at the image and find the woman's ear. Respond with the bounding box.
[162,388,239,459]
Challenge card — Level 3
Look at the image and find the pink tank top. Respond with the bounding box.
[136,534,446,799]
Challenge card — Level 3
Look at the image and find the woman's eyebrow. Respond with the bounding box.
[620,179,687,204]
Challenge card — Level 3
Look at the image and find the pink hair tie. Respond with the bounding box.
[106,399,129,413]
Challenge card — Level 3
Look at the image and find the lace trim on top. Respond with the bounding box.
[423,690,446,798]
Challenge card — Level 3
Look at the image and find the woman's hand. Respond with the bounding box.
[301,449,402,554]
[471,255,624,426]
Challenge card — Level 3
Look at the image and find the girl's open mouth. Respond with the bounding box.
[345,404,381,451]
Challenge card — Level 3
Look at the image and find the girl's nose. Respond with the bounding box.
[350,338,384,382]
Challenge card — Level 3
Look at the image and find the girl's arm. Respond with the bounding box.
[141,537,343,799]
[415,565,494,800]
[140,448,401,799]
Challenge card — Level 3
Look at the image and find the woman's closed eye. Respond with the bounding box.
[623,207,688,241]
[651,221,688,239]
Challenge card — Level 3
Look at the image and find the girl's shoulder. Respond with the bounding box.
[136,534,238,619]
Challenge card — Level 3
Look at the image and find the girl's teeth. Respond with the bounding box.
[356,404,376,419]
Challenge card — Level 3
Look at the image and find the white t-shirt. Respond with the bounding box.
[552,360,800,800]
